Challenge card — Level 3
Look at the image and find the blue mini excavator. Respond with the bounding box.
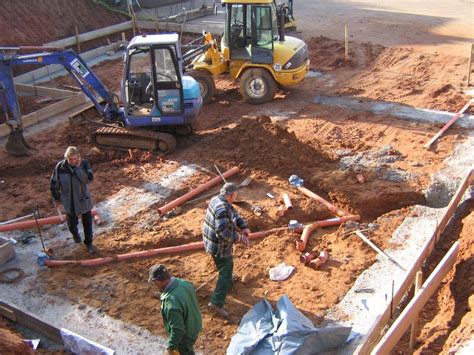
[0,33,202,156]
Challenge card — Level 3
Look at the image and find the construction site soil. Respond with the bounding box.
[0,1,472,354]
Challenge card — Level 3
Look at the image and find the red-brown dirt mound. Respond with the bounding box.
[0,319,34,354]
[0,0,127,46]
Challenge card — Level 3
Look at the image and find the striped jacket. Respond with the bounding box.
[202,195,248,257]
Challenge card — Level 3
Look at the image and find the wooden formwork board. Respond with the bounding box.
[14,42,121,85]
[355,168,473,354]
[0,301,63,344]
[167,7,215,22]
[372,242,460,353]
[14,83,75,98]
[0,94,87,138]
[0,300,115,353]
[136,20,223,36]
[44,21,133,48]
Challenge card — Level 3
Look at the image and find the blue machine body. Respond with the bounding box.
[0,33,202,134]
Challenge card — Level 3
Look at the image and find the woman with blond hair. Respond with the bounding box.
[50,146,96,253]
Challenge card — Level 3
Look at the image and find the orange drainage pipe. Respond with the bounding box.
[44,226,290,267]
[308,251,329,269]
[296,224,317,252]
[281,192,293,212]
[0,209,99,233]
[297,186,350,217]
[295,215,360,251]
[278,192,293,215]
[158,166,240,216]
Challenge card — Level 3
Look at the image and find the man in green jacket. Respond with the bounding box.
[149,264,202,355]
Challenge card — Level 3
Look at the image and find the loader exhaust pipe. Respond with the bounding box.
[6,128,34,156]
[278,9,286,41]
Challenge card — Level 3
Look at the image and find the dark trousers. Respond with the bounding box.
[177,342,196,355]
[67,210,93,246]
[210,255,233,308]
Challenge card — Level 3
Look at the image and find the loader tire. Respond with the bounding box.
[188,70,215,104]
[240,68,277,105]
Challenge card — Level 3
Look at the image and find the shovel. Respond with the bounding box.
[184,176,253,205]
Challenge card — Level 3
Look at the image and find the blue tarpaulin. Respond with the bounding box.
[227,295,351,355]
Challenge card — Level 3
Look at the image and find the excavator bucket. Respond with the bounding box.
[6,129,33,156]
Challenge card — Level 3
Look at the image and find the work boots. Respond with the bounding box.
[208,302,229,318]
[72,234,81,243]
[86,245,98,254]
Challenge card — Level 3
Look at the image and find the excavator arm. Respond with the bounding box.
[0,46,122,155]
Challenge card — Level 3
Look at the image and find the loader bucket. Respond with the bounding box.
[6,129,33,156]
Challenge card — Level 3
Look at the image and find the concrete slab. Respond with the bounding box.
[313,95,474,129]
[326,205,444,354]
[324,131,474,353]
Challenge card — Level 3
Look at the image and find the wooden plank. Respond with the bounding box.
[435,167,474,243]
[74,25,81,53]
[355,168,473,354]
[14,43,120,85]
[68,98,104,122]
[0,301,114,353]
[372,242,459,354]
[0,301,63,344]
[136,20,223,36]
[45,21,133,47]
[354,230,404,269]
[15,83,75,97]
[0,94,87,138]
[0,305,16,321]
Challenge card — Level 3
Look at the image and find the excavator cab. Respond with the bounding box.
[123,35,184,121]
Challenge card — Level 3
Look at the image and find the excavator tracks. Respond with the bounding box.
[91,126,177,154]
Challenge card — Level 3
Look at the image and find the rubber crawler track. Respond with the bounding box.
[91,126,177,154]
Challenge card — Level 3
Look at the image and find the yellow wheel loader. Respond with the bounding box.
[184,0,309,105]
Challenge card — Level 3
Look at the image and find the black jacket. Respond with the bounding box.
[50,159,94,215]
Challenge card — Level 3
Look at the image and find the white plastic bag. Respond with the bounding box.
[269,262,294,281]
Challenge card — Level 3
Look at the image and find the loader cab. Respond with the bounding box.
[224,0,278,64]
[123,34,184,119]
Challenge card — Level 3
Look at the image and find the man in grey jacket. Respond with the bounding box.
[50,146,95,253]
